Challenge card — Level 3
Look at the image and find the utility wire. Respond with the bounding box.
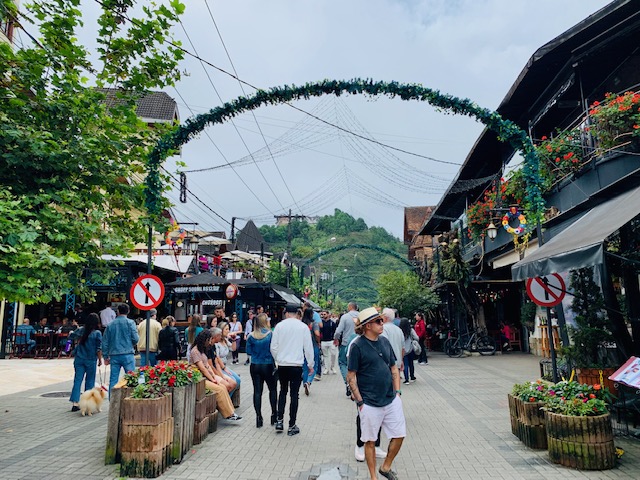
[177,19,286,212]
[203,0,303,215]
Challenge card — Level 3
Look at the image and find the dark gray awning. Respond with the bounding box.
[272,286,303,308]
[512,185,640,281]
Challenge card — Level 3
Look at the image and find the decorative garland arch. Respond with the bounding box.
[146,78,544,223]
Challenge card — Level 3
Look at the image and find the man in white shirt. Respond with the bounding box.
[99,302,116,329]
[270,304,315,436]
[380,308,404,373]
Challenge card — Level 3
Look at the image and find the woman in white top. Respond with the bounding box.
[216,321,241,391]
[228,312,243,364]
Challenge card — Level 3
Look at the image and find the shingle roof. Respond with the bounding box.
[96,88,178,122]
[404,206,434,243]
[235,220,265,253]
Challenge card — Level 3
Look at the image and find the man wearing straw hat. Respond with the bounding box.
[347,307,405,480]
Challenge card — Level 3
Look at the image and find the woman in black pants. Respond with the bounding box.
[246,313,278,428]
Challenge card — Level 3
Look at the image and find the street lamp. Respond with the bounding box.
[189,236,199,254]
[486,221,498,241]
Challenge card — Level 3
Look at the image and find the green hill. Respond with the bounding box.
[259,209,410,308]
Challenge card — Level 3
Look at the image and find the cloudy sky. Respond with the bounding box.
[75,1,611,238]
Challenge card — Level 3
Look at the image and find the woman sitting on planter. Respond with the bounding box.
[207,327,238,394]
[215,321,242,393]
[190,329,242,422]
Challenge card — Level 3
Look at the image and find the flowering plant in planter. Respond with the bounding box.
[535,129,584,175]
[129,382,169,399]
[124,360,203,388]
[514,380,550,403]
[543,380,611,416]
[589,91,640,153]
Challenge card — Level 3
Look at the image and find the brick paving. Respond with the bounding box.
[0,353,638,479]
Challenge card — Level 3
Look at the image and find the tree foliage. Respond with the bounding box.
[0,0,185,303]
[376,271,437,318]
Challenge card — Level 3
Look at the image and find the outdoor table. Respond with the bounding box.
[34,332,54,359]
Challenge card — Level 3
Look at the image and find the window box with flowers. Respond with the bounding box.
[589,91,640,154]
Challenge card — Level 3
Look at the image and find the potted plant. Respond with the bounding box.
[589,91,640,154]
[563,267,619,393]
[508,381,549,449]
[543,380,616,470]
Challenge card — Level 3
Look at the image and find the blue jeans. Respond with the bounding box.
[303,344,320,384]
[70,358,97,403]
[338,345,348,383]
[225,367,241,395]
[108,354,135,398]
[403,351,415,381]
[139,351,157,367]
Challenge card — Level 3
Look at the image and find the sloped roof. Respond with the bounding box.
[235,220,265,253]
[403,206,434,243]
[96,88,179,122]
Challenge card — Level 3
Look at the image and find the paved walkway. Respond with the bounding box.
[0,353,638,479]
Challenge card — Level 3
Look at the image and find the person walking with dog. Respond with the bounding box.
[347,307,406,480]
[103,304,139,397]
[270,304,315,436]
[70,313,103,412]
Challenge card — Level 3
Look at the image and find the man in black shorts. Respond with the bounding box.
[347,307,406,480]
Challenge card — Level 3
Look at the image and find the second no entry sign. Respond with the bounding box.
[526,273,566,307]
[130,274,165,310]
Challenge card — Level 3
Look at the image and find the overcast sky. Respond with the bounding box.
[73,0,612,238]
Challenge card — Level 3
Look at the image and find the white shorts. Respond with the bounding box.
[359,395,406,442]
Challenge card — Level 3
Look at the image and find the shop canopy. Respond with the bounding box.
[271,286,304,308]
[101,254,195,274]
[511,185,640,281]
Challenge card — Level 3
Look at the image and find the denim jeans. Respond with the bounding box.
[139,351,157,367]
[70,358,97,403]
[403,351,415,381]
[302,344,320,384]
[277,366,303,427]
[224,367,241,395]
[338,345,348,383]
[108,354,135,398]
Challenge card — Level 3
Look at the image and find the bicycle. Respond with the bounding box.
[443,327,496,357]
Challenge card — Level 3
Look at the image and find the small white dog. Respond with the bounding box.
[79,386,107,416]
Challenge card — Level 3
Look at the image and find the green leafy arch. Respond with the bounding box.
[302,244,415,271]
[146,78,544,219]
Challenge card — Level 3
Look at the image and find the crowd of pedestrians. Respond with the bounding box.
[60,299,435,479]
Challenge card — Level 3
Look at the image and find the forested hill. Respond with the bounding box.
[258,209,409,306]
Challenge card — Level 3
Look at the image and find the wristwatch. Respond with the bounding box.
[395,389,402,396]
[356,400,364,407]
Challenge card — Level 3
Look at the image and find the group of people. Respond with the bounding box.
[66,301,424,480]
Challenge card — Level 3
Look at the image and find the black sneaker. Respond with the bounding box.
[287,425,300,436]
[378,468,399,480]
[71,405,80,412]
[275,419,284,432]
[225,413,243,422]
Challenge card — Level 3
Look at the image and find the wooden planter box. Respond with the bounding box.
[195,379,206,401]
[576,368,617,395]
[208,411,219,434]
[193,416,210,445]
[508,394,546,449]
[119,395,173,479]
[169,382,196,464]
[205,392,217,414]
[105,386,132,465]
[231,387,241,408]
[546,411,616,470]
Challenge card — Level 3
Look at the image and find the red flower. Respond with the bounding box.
[541,136,547,141]
[168,376,176,387]
[593,384,601,390]
[589,393,596,399]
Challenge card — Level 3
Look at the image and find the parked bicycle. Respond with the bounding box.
[443,327,496,357]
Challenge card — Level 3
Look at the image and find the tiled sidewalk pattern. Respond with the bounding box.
[0,353,638,479]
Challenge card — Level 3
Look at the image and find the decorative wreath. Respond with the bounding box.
[502,206,527,236]
[165,220,186,246]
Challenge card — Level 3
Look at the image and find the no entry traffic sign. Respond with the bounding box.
[526,273,566,307]
[130,274,165,310]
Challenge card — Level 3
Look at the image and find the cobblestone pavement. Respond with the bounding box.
[0,353,638,479]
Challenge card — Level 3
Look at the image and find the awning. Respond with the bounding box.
[511,185,640,280]
[272,286,303,308]
[101,254,195,274]
[491,241,539,269]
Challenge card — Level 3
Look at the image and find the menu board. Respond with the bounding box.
[609,356,640,389]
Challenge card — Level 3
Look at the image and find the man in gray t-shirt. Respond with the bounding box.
[380,307,404,371]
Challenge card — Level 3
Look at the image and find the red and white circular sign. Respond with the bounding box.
[130,274,165,310]
[526,273,566,307]
[225,284,239,300]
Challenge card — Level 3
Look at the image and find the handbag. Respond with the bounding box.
[412,339,422,356]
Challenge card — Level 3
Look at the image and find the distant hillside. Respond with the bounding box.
[259,209,409,307]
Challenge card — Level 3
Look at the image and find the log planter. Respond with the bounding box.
[105,385,132,465]
[193,389,217,445]
[575,368,617,395]
[545,411,616,470]
[508,394,546,449]
[169,382,197,464]
[119,394,173,478]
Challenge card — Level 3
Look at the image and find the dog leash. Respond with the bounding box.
[98,363,107,391]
